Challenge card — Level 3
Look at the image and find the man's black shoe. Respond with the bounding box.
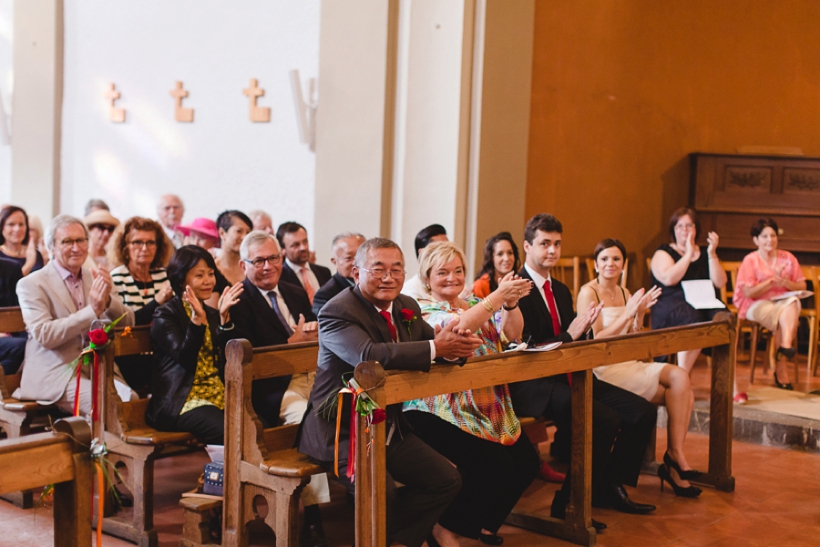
[594,484,655,515]
[550,494,607,532]
[302,505,328,547]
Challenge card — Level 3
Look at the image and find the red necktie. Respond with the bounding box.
[379,311,398,342]
[543,280,572,385]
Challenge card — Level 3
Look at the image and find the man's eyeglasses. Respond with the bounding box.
[243,254,282,268]
[359,267,406,280]
[59,237,89,248]
[128,240,157,248]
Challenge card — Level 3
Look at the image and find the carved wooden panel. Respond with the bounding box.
[691,152,820,254]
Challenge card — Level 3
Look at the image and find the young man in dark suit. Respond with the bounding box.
[509,213,658,527]
[276,222,332,303]
[231,230,327,547]
[299,237,481,547]
[311,232,365,315]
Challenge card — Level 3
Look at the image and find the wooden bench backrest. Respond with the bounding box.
[224,340,319,466]
[0,307,25,400]
[103,325,153,435]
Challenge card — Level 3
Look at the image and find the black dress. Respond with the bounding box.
[650,244,721,330]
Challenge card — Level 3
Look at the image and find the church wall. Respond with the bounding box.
[60,1,319,232]
[526,0,820,287]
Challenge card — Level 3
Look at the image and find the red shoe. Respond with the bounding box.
[538,461,566,483]
[733,392,748,404]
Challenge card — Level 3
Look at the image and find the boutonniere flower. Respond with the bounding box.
[400,308,417,337]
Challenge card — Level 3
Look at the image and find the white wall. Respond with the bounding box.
[61,0,319,235]
[0,0,12,206]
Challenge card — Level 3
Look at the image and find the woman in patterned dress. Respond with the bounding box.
[402,241,539,547]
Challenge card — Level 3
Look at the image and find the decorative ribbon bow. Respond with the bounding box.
[333,377,386,482]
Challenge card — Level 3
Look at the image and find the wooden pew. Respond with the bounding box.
[98,326,199,547]
[353,314,737,547]
[0,416,93,547]
[222,340,325,547]
[0,305,62,508]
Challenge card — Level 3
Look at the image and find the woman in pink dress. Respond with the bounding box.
[733,218,806,390]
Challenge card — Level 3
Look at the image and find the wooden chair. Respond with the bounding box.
[584,257,628,289]
[0,416,93,546]
[0,306,63,508]
[223,339,325,547]
[801,266,818,376]
[552,257,580,302]
[100,326,199,547]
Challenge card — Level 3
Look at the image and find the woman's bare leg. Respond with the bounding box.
[651,364,695,487]
[676,349,701,374]
[774,301,800,383]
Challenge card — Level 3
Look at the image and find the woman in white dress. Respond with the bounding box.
[577,238,701,497]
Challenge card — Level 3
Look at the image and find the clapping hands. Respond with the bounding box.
[433,316,482,360]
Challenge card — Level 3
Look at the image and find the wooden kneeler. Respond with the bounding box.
[223,339,325,547]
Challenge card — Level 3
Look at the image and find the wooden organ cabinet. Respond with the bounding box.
[690,152,820,263]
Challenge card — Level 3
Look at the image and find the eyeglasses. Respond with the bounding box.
[243,254,282,267]
[359,267,406,280]
[128,240,157,248]
[59,237,89,248]
[90,224,116,233]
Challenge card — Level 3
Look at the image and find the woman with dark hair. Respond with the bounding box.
[214,210,253,285]
[146,246,243,444]
[473,232,520,299]
[109,217,175,326]
[650,207,727,372]
[578,239,700,497]
[734,218,806,390]
[0,205,44,275]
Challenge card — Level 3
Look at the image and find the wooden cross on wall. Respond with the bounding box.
[170,81,194,122]
[242,78,271,123]
[105,83,125,123]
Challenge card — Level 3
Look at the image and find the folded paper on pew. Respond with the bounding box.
[524,341,562,352]
[681,279,727,310]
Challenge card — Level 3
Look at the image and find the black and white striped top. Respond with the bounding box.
[111,266,169,325]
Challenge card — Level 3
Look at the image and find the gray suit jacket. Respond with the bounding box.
[14,261,134,404]
[298,286,435,463]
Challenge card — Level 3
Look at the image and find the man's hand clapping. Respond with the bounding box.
[89,267,113,317]
[566,301,604,341]
[288,314,319,344]
[433,316,482,360]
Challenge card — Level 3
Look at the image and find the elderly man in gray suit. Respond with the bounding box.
[14,214,134,415]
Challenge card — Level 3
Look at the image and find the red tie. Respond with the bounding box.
[379,311,398,342]
[543,280,572,385]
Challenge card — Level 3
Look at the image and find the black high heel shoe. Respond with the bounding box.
[479,532,504,545]
[663,451,702,481]
[658,464,702,498]
[774,348,796,390]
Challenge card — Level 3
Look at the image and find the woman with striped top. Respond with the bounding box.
[108,217,175,325]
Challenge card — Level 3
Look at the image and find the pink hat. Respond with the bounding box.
[177,218,219,240]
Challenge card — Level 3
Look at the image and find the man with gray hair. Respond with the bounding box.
[157,194,185,249]
[230,230,328,547]
[311,231,366,315]
[14,215,134,415]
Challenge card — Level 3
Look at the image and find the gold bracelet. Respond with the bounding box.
[482,297,495,313]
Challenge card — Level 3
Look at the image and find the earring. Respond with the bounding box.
[425,284,431,293]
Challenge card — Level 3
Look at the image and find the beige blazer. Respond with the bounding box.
[14,261,134,404]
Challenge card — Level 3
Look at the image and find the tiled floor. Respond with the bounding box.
[2,355,819,546]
